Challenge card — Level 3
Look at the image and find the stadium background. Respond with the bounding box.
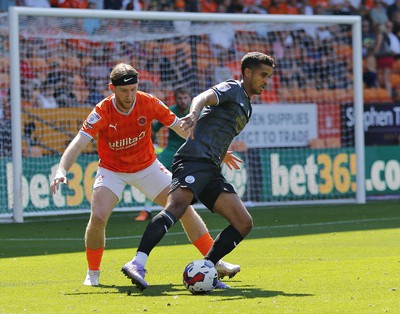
[1,1,400,217]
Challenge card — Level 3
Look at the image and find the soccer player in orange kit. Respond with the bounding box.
[50,63,241,287]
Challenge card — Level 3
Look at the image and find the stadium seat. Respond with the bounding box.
[390,73,400,87]
[320,89,335,103]
[309,138,325,148]
[363,88,376,103]
[376,88,392,103]
[325,137,341,148]
[335,44,352,61]
[393,59,400,73]
[304,88,319,103]
[278,87,292,103]
[290,88,305,103]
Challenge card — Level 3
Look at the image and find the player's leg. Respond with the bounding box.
[205,192,253,265]
[84,167,124,286]
[134,198,152,221]
[121,186,193,290]
[83,186,118,286]
[179,206,240,280]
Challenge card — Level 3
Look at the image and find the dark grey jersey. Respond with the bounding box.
[176,80,252,165]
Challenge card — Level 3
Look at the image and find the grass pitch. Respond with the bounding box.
[1,202,399,313]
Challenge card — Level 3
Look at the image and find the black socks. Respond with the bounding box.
[205,225,244,264]
[137,210,177,255]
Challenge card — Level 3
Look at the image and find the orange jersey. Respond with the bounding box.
[80,91,178,173]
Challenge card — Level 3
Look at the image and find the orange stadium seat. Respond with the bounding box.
[335,44,352,61]
[393,59,400,73]
[390,73,400,87]
[278,87,292,103]
[376,88,392,103]
[304,88,319,103]
[325,137,341,148]
[290,88,305,103]
[309,138,325,149]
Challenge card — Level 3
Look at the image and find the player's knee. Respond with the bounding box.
[239,216,253,237]
[89,211,109,228]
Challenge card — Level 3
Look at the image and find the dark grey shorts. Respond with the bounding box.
[170,157,236,211]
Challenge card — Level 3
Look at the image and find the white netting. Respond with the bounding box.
[0,11,360,217]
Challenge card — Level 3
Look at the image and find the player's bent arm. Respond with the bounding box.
[50,133,91,194]
[169,120,189,139]
[181,90,218,138]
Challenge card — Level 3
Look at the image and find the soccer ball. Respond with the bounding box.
[183,260,218,294]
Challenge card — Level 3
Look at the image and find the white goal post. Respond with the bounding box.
[6,7,365,222]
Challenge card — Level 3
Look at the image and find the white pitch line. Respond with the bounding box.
[2,216,399,242]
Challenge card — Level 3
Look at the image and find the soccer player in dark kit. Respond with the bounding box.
[122,51,275,290]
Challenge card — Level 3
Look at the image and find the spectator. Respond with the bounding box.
[83,2,101,35]
[362,17,376,57]
[35,81,58,108]
[104,0,123,10]
[363,46,378,88]
[19,0,51,7]
[369,0,389,26]
[388,0,400,19]
[54,74,80,107]
[147,46,177,90]
[200,0,218,13]
[50,0,88,8]
[390,9,400,40]
[214,52,233,84]
[374,22,396,96]
[226,0,244,13]
[299,0,314,15]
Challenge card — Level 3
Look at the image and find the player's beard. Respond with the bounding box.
[116,97,134,112]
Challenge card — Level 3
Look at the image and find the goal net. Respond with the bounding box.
[2,8,364,221]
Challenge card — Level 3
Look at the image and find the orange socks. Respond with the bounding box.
[193,233,214,256]
[86,247,104,271]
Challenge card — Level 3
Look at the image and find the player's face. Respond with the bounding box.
[112,84,138,112]
[245,64,274,97]
[175,92,191,112]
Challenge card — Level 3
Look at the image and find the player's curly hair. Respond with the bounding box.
[241,52,275,76]
[110,63,139,82]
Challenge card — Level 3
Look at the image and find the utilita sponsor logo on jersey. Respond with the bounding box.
[108,131,146,150]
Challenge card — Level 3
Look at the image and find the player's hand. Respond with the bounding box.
[50,168,68,194]
[223,151,242,170]
[180,112,198,140]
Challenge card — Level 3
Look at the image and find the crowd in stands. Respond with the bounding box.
[1,0,400,155]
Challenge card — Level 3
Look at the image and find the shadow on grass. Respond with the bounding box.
[63,283,313,299]
[1,201,399,258]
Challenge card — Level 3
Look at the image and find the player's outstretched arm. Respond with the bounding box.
[50,133,91,194]
[223,151,243,170]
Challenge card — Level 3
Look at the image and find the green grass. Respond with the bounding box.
[1,202,400,313]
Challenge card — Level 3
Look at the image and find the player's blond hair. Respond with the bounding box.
[110,63,139,82]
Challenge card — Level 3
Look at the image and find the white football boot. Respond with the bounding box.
[215,260,241,279]
[83,270,100,286]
